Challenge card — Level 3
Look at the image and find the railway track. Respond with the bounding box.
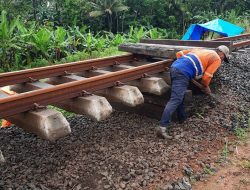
[0,33,249,141]
[211,33,250,41]
[0,55,173,118]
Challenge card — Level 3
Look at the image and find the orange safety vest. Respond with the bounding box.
[1,120,12,128]
[176,49,221,87]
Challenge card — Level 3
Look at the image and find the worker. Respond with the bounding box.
[156,45,230,139]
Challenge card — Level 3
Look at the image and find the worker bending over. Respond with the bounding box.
[157,45,230,139]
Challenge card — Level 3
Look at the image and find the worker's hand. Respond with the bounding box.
[202,86,211,95]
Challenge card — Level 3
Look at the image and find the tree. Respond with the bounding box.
[89,0,129,32]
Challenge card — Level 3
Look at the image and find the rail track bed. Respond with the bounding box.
[0,34,250,141]
[0,33,250,189]
[0,35,249,190]
[0,33,250,141]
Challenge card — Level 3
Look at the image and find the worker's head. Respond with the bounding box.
[216,45,230,63]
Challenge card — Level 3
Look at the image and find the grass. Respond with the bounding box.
[47,106,75,118]
[195,113,204,119]
[203,166,215,175]
[221,138,229,159]
[235,127,249,144]
[21,47,127,70]
[232,111,250,144]
[59,47,126,64]
[240,159,250,170]
[1,47,126,72]
[216,112,250,166]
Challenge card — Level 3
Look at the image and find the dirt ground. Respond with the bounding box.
[193,135,250,190]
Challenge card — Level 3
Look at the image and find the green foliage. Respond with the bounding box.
[232,111,250,144]
[203,166,215,175]
[28,59,50,69]
[52,27,69,59]
[0,10,22,70]
[240,160,250,170]
[0,10,171,72]
[221,138,229,160]
[109,33,127,46]
[235,127,249,144]
[128,26,147,42]
[48,106,75,118]
[1,0,249,34]
[0,0,249,71]
[89,0,129,32]
[32,27,52,58]
[248,113,250,128]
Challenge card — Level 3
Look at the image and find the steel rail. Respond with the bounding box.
[211,33,250,41]
[0,54,136,87]
[232,40,250,49]
[0,59,173,118]
[140,39,232,49]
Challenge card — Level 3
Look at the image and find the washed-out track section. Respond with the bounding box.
[1,33,250,141]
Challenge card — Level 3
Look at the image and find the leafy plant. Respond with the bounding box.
[235,127,248,144]
[82,31,98,54]
[31,27,52,59]
[89,0,129,32]
[0,10,22,70]
[52,27,69,60]
[221,138,229,159]
[110,33,126,46]
[128,26,147,43]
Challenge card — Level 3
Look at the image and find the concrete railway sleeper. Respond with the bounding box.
[0,90,71,141]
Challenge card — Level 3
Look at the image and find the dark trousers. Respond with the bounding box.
[160,68,190,127]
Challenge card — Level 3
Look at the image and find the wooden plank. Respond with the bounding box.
[140,39,232,50]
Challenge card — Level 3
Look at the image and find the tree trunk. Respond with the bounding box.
[108,13,113,32]
[116,12,119,33]
[121,13,124,33]
[32,0,37,20]
[182,13,185,35]
[55,2,61,25]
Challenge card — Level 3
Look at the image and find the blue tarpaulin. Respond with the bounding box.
[182,19,245,40]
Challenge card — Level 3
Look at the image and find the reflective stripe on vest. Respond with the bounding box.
[183,54,203,79]
[205,72,213,77]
